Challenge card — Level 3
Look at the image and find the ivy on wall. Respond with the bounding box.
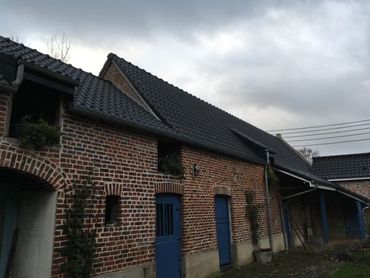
[245,190,263,248]
[62,177,97,278]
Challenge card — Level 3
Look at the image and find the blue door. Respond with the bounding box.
[155,194,181,278]
[283,206,293,248]
[215,195,231,266]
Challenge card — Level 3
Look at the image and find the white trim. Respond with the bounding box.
[274,169,312,186]
[336,190,368,204]
[111,62,161,121]
[310,183,336,191]
[275,169,337,191]
[328,177,370,182]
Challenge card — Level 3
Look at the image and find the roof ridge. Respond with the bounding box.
[314,152,370,160]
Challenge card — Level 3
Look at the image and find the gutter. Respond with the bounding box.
[328,177,370,182]
[276,168,368,204]
[21,61,79,87]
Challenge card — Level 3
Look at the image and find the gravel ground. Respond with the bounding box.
[216,243,363,278]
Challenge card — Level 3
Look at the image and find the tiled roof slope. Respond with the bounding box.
[0,36,177,138]
[108,54,320,180]
[312,153,370,180]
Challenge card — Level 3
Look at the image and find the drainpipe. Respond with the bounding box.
[0,64,24,93]
[264,149,273,250]
[363,206,369,239]
[11,64,24,88]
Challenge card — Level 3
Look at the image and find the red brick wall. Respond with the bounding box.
[181,146,282,254]
[0,90,283,277]
[337,180,370,199]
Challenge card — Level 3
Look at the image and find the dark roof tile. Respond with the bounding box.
[0,36,177,138]
[312,153,370,179]
[110,54,316,176]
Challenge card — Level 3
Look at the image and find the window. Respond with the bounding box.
[105,195,120,224]
[156,203,174,237]
[157,141,183,176]
[8,80,60,138]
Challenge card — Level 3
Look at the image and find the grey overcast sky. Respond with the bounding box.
[1,0,370,156]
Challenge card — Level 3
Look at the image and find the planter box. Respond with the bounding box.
[254,248,273,264]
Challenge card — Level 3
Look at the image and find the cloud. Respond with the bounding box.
[1,0,370,155]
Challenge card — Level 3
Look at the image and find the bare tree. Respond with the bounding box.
[47,34,71,62]
[298,147,319,164]
[9,35,20,42]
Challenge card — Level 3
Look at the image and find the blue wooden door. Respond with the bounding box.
[283,206,293,248]
[215,195,231,266]
[155,194,181,278]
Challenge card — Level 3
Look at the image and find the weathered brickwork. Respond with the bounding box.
[0,90,283,277]
[336,180,370,237]
[181,146,282,253]
[337,180,370,199]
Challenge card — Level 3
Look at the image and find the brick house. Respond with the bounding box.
[0,36,368,278]
[313,153,370,239]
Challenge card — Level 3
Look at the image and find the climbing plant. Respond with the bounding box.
[61,177,96,278]
[267,165,279,187]
[245,190,263,248]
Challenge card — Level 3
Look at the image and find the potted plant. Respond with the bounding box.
[245,190,273,264]
[158,152,184,178]
[17,115,60,150]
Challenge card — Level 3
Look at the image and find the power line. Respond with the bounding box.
[292,137,370,148]
[283,126,370,138]
[277,122,370,135]
[268,118,370,132]
[286,131,370,143]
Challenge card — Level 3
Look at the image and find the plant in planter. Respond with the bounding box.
[245,190,273,264]
[17,115,60,150]
[158,152,184,178]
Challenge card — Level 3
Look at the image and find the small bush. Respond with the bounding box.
[158,152,184,177]
[18,115,60,150]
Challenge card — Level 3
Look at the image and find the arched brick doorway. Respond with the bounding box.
[0,149,70,278]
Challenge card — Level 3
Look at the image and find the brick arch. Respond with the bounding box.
[155,181,184,195]
[214,185,232,197]
[104,183,124,196]
[0,147,71,190]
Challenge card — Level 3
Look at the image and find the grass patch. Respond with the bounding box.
[331,251,370,278]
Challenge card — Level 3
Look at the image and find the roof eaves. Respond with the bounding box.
[21,60,79,87]
[70,104,266,166]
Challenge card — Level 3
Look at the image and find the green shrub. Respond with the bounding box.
[159,152,184,177]
[267,166,279,187]
[245,190,263,247]
[18,115,60,150]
